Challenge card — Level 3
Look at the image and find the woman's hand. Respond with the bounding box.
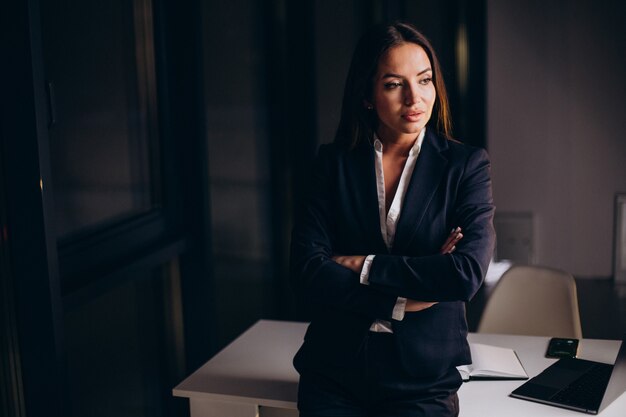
[440,227,463,254]
[331,255,366,273]
[405,300,438,312]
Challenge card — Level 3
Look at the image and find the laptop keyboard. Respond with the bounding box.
[550,363,613,408]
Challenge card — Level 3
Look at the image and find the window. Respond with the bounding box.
[42,0,160,239]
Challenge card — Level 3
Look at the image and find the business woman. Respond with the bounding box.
[290,22,495,417]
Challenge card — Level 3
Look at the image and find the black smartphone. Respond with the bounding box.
[546,337,579,358]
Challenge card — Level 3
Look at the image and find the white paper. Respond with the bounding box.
[457,343,528,380]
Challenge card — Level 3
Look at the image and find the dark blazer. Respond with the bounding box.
[290,129,496,379]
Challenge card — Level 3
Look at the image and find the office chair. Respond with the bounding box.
[478,265,583,339]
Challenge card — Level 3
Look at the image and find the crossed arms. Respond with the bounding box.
[290,144,495,321]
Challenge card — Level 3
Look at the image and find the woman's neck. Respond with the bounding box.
[377,130,419,156]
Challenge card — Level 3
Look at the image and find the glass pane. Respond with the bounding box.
[63,262,185,417]
[41,0,159,237]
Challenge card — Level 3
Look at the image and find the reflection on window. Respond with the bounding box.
[41,0,160,238]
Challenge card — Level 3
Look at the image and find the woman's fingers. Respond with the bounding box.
[331,255,365,273]
[405,300,438,312]
[440,227,463,254]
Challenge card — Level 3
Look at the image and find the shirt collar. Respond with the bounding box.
[373,127,426,156]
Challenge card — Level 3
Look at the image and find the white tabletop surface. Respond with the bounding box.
[462,333,623,416]
[174,320,303,409]
[173,320,626,416]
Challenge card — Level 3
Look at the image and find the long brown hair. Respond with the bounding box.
[335,22,452,148]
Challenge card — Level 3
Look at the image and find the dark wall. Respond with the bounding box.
[488,0,626,277]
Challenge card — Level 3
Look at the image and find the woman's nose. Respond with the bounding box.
[404,84,420,105]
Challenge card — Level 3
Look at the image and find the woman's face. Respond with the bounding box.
[370,42,436,143]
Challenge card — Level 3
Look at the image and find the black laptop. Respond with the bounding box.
[510,335,626,414]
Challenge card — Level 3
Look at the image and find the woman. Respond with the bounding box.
[290,22,495,417]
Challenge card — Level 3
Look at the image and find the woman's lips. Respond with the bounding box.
[402,111,424,122]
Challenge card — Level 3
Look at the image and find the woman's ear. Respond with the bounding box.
[363,100,374,110]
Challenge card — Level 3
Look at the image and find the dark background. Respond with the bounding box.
[1,1,625,416]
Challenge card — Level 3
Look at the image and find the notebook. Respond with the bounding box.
[510,334,626,414]
[457,343,528,381]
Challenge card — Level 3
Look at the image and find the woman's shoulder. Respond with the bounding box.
[444,136,483,152]
[441,136,489,161]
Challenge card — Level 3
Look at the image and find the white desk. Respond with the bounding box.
[173,320,626,417]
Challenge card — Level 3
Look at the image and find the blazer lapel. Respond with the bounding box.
[393,131,449,252]
[344,142,388,253]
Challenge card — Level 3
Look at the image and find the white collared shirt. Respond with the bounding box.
[360,128,426,332]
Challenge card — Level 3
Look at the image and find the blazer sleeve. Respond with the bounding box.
[366,147,496,302]
[290,144,398,319]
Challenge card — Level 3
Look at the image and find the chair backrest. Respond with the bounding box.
[477,265,583,339]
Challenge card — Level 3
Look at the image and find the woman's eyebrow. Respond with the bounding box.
[381,72,403,79]
[381,67,432,79]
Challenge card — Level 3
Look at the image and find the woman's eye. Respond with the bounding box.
[419,77,433,85]
[384,81,402,89]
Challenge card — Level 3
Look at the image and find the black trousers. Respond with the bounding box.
[297,332,462,417]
